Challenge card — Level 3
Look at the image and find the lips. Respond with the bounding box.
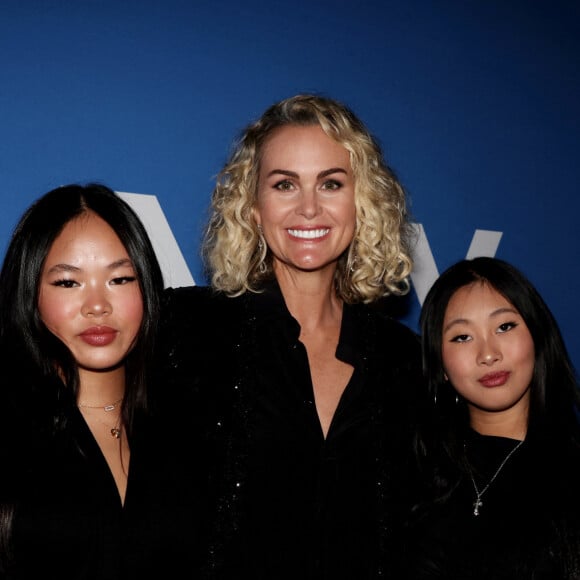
[478,371,510,388]
[79,326,117,347]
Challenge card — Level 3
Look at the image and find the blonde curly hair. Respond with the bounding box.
[202,94,416,303]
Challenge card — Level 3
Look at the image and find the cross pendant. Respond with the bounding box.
[473,498,482,516]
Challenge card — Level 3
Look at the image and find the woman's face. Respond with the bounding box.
[254,124,356,276]
[38,211,144,373]
[441,282,535,428]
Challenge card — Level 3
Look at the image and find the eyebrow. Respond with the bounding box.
[265,167,348,179]
[45,258,134,275]
[443,306,520,333]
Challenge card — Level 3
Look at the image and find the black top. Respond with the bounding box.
[401,430,580,579]
[0,348,205,580]
[157,282,425,579]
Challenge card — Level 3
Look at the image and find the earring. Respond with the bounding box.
[256,224,268,273]
[348,253,356,273]
[257,224,265,252]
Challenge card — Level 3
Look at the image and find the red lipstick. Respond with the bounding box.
[79,326,117,347]
[478,371,510,388]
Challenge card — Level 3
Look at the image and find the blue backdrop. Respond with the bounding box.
[1,0,579,371]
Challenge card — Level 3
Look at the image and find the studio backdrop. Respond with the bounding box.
[1,0,578,370]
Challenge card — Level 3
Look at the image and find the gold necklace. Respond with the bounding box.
[465,439,524,516]
[78,397,123,412]
[78,398,123,438]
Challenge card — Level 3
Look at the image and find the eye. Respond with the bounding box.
[497,321,518,333]
[450,334,471,343]
[321,179,341,191]
[110,276,137,285]
[273,179,294,192]
[51,278,78,288]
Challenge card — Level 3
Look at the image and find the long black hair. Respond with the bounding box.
[0,183,164,431]
[0,183,164,572]
[416,256,580,502]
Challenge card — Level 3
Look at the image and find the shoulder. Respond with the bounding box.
[352,302,421,355]
[158,286,248,357]
[344,303,424,409]
[162,285,243,326]
[163,284,220,310]
[0,343,65,444]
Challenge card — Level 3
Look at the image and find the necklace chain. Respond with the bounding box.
[465,439,524,517]
[77,398,123,438]
[78,397,123,412]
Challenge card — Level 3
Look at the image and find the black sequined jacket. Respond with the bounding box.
[156,282,425,580]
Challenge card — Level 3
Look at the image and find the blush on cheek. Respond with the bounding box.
[130,299,144,323]
[39,290,79,329]
[124,299,144,339]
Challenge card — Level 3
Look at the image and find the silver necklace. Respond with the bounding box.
[465,439,524,517]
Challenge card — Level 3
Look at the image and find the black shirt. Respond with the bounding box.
[158,282,425,579]
[0,350,204,580]
[402,430,580,579]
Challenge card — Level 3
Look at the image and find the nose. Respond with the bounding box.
[81,289,112,318]
[477,339,502,366]
[296,189,322,219]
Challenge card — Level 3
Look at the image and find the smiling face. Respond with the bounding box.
[442,281,535,432]
[254,124,356,278]
[38,211,144,376]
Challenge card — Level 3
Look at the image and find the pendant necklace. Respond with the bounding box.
[78,398,123,439]
[109,426,122,439]
[464,439,524,517]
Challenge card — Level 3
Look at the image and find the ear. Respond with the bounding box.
[252,206,261,227]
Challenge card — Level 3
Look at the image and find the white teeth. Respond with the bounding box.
[288,228,329,239]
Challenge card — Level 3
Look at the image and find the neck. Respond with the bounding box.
[274,265,342,331]
[469,406,528,441]
[77,365,126,407]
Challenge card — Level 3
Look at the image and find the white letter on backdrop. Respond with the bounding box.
[118,191,194,288]
[410,225,502,306]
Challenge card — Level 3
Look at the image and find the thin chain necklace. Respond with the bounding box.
[78,397,123,412]
[78,398,123,438]
[91,416,122,439]
[464,438,524,516]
